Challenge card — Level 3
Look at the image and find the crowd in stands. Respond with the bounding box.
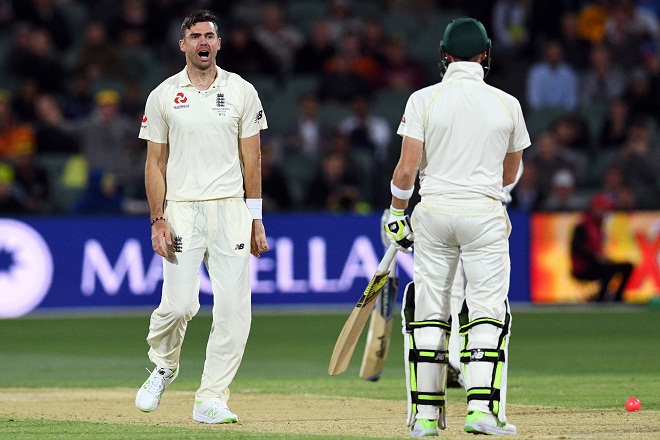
[1,0,660,216]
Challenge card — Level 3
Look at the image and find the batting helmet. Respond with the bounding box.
[439,17,492,77]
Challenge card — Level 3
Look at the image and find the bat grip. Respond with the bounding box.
[378,244,398,273]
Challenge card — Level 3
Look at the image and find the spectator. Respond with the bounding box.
[541,168,586,211]
[559,10,593,71]
[612,116,660,207]
[0,162,26,214]
[11,79,40,123]
[325,0,363,44]
[75,21,127,81]
[11,144,49,213]
[62,72,95,120]
[0,90,36,160]
[304,151,364,212]
[577,0,612,45]
[69,168,123,214]
[552,113,591,152]
[622,67,660,120]
[492,0,531,59]
[529,130,579,198]
[253,2,305,75]
[109,0,149,47]
[8,25,65,94]
[12,0,72,51]
[526,39,579,111]
[324,31,381,89]
[33,94,80,154]
[599,164,637,209]
[284,93,332,155]
[381,36,426,92]
[218,20,280,79]
[509,161,543,212]
[293,20,337,75]
[318,51,371,103]
[261,143,292,211]
[361,18,388,66]
[338,93,391,163]
[580,44,627,106]
[570,193,634,302]
[603,0,653,68]
[599,98,630,148]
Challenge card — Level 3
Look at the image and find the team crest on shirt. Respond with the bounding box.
[212,93,228,116]
[173,92,189,109]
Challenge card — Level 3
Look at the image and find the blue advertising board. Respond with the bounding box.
[0,212,530,318]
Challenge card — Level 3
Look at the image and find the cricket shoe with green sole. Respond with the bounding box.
[464,410,516,435]
[193,401,238,424]
[410,418,439,437]
[135,366,178,412]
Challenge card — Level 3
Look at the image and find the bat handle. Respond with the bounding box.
[378,244,398,273]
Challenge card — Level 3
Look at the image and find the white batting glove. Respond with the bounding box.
[385,207,414,253]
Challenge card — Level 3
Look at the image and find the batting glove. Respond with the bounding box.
[385,208,414,253]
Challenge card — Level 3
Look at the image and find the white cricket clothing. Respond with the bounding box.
[397,62,529,202]
[139,66,268,201]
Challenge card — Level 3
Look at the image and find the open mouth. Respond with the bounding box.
[198,50,210,61]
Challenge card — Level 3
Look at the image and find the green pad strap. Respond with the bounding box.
[409,348,449,364]
[411,391,445,407]
[459,348,505,364]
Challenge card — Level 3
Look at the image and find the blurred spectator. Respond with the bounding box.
[361,18,388,66]
[304,150,364,212]
[570,193,634,302]
[121,80,146,122]
[0,90,36,160]
[559,10,592,71]
[76,21,127,81]
[381,36,426,92]
[11,79,39,123]
[611,116,660,207]
[8,25,65,94]
[0,162,26,214]
[12,0,72,51]
[526,39,579,111]
[325,0,363,44]
[318,51,371,103]
[577,0,611,45]
[70,169,123,214]
[599,164,637,209]
[540,168,586,210]
[603,0,653,68]
[230,0,268,28]
[284,93,332,155]
[580,44,627,106]
[324,31,381,89]
[622,67,660,120]
[64,90,137,179]
[11,144,49,213]
[529,130,580,197]
[253,2,305,75]
[509,161,543,212]
[110,0,149,47]
[338,94,391,163]
[293,21,337,74]
[492,0,531,59]
[62,72,95,120]
[552,113,591,152]
[218,21,280,79]
[261,143,292,212]
[599,98,630,148]
[33,94,80,154]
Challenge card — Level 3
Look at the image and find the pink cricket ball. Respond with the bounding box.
[626,397,641,412]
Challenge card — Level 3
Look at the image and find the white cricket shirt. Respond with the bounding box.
[139,66,268,201]
[397,62,530,201]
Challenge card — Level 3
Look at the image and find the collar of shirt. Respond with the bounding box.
[177,65,228,89]
[443,61,485,81]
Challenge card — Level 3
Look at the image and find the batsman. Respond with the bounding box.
[384,17,530,437]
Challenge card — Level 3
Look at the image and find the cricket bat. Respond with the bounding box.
[328,244,399,376]
[359,255,398,381]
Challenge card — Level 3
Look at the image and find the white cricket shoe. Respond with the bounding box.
[464,410,517,435]
[410,419,438,437]
[193,401,238,424]
[135,366,178,412]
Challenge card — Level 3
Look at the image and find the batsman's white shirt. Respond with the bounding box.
[139,66,267,201]
[397,62,529,202]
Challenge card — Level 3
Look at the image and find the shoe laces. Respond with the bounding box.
[144,368,167,395]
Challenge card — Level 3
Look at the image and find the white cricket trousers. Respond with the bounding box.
[411,195,512,421]
[146,198,253,404]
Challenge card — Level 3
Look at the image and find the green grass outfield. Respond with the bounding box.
[0,306,658,438]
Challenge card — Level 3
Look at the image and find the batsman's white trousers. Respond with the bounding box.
[411,195,512,421]
[146,198,252,404]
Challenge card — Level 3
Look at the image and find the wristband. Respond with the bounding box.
[390,180,414,200]
[246,198,263,220]
[150,216,165,226]
[389,205,406,222]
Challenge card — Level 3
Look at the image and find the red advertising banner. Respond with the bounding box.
[531,212,660,303]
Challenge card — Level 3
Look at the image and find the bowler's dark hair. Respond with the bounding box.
[181,9,218,38]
